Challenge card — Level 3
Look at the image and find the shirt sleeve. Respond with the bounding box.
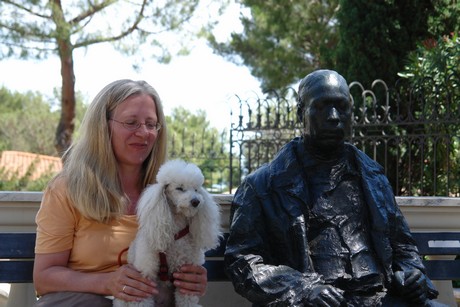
[35,177,78,254]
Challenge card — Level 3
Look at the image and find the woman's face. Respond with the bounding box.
[109,94,159,169]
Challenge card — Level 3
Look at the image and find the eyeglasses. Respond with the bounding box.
[110,118,162,132]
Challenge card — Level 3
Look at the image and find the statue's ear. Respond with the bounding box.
[297,98,304,123]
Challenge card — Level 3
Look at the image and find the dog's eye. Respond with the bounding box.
[176,187,184,192]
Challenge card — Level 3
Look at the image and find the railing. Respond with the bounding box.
[1,192,460,306]
[228,77,460,196]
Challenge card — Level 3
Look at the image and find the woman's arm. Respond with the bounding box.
[34,251,158,302]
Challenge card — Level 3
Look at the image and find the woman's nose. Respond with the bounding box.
[134,124,150,135]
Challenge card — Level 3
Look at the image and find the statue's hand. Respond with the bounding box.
[394,269,427,304]
[306,284,345,307]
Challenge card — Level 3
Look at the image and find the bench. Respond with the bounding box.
[1,194,460,306]
[0,233,36,283]
[411,232,460,280]
[0,232,228,283]
[0,232,239,307]
[2,231,459,286]
[206,232,460,281]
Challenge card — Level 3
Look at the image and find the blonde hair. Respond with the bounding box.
[60,79,168,223]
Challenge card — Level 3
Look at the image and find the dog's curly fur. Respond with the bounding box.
[113,160,222,307]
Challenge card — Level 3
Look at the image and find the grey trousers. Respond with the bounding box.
[34,291,113,307]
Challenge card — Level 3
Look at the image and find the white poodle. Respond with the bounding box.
[113,159,222,307]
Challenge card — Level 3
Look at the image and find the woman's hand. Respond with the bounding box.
[108,264,158,302]
[173,264,208,297]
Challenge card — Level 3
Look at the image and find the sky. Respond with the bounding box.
[0,2,262,132]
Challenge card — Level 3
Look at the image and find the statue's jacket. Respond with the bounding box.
[225,137,438,306]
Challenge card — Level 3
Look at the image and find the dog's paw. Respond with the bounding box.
[113,296,155,307]
[174,292,201,307]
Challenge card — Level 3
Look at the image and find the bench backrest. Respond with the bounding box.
[0,232,231,283]
[2,232,460,283]
[0,233,36,283]
[411,232,460,280]
[204,234,229,281]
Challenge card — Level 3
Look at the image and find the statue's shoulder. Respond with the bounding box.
[346,143,384,173]
[244,138,300,189]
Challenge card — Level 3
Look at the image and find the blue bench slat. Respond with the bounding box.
[411,232,460,281]
[422,260,460,280]
[0,233,36,258]
[2,232,460,284]
[0,233,36,283]
[411,232,460,255]
[204,260,227,281]
[0,260,34,283]
[204,234,228,281]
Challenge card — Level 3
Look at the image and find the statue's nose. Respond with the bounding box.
[327,107,340,121]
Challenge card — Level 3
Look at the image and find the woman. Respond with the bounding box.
[33,79,208,306]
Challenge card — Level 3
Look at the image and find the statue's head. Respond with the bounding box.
[297,69,352,150]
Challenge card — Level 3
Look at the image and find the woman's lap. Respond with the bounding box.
[34,291,113,307]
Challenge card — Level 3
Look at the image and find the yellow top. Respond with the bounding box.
[35,176,138,273]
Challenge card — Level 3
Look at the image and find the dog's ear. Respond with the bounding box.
[137,183,174,250]
[189,187,223,250]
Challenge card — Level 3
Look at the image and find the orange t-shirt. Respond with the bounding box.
[35,176,138,273]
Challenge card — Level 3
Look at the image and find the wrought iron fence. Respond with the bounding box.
[228,76,460,196]
[168,129,229,193]
[227,89,301,192]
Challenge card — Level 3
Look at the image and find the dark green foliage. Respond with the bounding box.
[166,107,230,192]
[0,160,57,191]
[428,0,460,36]
[0,87,59,155]
[397,33,460,196]
[0,86,86,155]
[0,86,87,191]
[335,0,433,87]
[399,33,460,88]
[208,0,339,91]
[212,0,458,93]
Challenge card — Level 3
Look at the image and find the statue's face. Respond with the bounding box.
[301,73,352,150]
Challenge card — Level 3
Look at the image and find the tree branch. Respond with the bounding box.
[70,0,118,25]
[73,0,147,48]
[1,0,51,18]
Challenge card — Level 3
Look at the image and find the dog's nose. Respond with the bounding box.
[191,198,200,208]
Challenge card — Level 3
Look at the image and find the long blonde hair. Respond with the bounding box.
[60,79,167,223]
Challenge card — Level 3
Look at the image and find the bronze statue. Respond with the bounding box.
[224,70,446,306]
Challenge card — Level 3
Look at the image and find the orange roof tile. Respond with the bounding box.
[0,151,62,180]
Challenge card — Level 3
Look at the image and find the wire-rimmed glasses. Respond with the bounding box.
[110,118,162,132]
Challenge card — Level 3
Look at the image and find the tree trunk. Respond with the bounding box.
[54,38,76,156]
